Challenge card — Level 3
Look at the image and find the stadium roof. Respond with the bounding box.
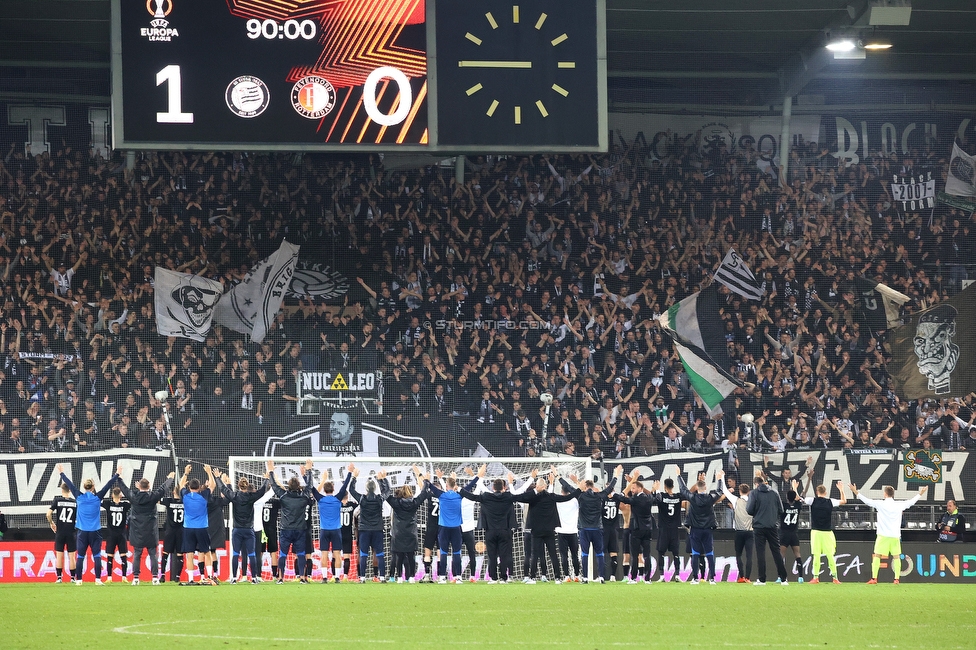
[2,0,975,111]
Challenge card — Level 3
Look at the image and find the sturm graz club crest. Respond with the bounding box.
[913,304,959,395]
[289,261,349,301]
[903,449,943,484]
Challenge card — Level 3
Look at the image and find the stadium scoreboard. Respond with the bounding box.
[111,0,607,152]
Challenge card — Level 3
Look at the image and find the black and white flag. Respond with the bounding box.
[713,248,763,301]
[946,143,976,198]
[215,240,300,343]
[854,275,910,332]
[889,285,976,399]
[154,268,223,342]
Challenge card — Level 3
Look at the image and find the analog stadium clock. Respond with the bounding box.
[435,0,606,150]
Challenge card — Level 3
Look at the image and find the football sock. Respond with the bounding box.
[231,554,240,579]
[892,556,901,580]
[827,554,839,578]
[871,555,881,579]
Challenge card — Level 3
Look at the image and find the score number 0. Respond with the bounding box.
[155,64,414,129]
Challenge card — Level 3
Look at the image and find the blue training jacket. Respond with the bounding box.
[180,487,211,529]
[429,478,478,528]
[309,471,352,530]
[60,473,117,532]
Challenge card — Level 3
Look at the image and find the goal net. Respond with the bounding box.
[228,456,591,581]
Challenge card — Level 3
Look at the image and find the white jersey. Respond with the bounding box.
[461,480,482,532]
[555,496,579,534]
[856,493,921,539]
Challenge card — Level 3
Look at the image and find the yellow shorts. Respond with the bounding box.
[873,535,901,557]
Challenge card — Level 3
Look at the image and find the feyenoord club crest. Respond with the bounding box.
[291,76,337,119]
[225,76,270,118]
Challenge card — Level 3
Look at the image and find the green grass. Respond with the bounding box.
[1,581,974,648]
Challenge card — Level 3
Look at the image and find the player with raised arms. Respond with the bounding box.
[679,473,724,584]
[850,482,927,584]
[801,471,846,584]
[267,459,314,584]
[425,468,474,584]
[386,466,430,582]
[649,478,685,582]
[348,464,391,582]
[517,468,577,584]
[217,469,270,584]
[179,464,215,585]
[259,489,281,582]
[159,482,184,583]
[718,469,755,584]
[421,481,440,582]
[101,484,131,582]
[778,483,804,583]
[306,463,354,583]
[47,478,78,583]
[612,470,655,583]
[460,464,520,584]
[558,465,621,583]
[57,463,119,584]
[115,469,175,585]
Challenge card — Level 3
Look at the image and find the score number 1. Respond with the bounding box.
[156,65,193,124]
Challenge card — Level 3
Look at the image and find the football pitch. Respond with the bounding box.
[1,582,973,648]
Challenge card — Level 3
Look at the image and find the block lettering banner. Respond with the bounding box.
[0,449,174,515]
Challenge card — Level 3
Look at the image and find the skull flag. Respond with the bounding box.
[888,285,976,399]
[154,267,223,342]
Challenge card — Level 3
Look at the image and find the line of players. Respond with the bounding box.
[45,460,919,585]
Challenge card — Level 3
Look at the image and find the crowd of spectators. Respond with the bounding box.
[2,132,976,463]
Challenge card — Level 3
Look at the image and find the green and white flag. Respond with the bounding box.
[659,285,742,414]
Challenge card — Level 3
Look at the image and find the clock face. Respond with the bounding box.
[435,0,602,149]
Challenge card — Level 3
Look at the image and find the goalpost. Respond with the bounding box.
[228,456,593,581]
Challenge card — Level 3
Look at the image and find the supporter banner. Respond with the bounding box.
[938,191,976,213]
[16,352,78,363]
[0,449,174,515]
[262,412,436,459]
[609,113,822,160]
[589,449,972,502]
[822,114,976,166]
[2,540,972,583]
[891,172,936,211]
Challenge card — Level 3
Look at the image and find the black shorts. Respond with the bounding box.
[209,527,228,550]
[54,529,77,553]
[780,530,800,548]
[602,526,620,554]
[163,528,183,554]
[423,523,440,550]
[341,529,353,555]
[104,531,128,552]
[656,527,681,555]
[262,528,279,554]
